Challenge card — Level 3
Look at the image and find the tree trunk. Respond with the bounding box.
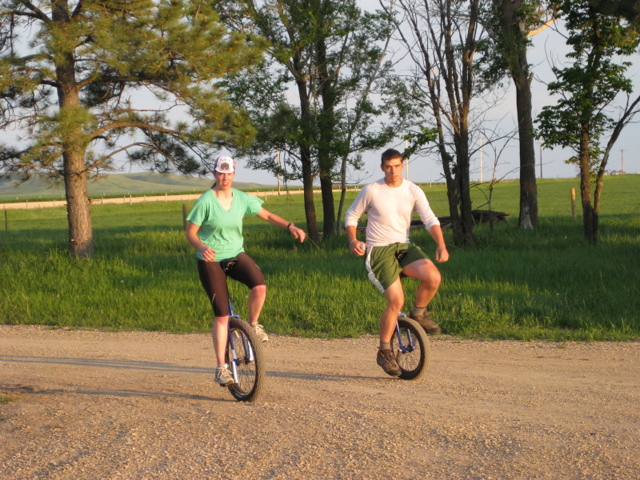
[440,147,465,246]
[445,177,463,245]
[336,154,349,235]
[592,167,605,242]
[301,147,319,242]
[317,19,337,238]
[501,0,539,229]
[64,152,94,258]
[455,132,475,247]
[578,127,597,243]
[514,68,539,229]
[294,60,320,242]
[319,174,335,236]
[54,0,94,258]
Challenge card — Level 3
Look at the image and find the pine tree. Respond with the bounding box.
[0,0,265,257]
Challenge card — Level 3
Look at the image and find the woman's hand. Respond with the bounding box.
[186,222,216,262]
[289,225,306,243]
[199,245,216,262]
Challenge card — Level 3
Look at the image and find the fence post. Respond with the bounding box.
[570,188,576,219]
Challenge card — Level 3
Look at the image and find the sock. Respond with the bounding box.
[380,342,391,351]
[411,305,427,317]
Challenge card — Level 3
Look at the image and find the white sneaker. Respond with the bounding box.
[214,364,235,386]
[252,323,269,343]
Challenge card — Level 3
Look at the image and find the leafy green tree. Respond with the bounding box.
[479,1,556,230]
[589,0,640,25]
[0,0,265,258]
[536,0,640,243]
[216,0,415,240]
[387,0,485,247]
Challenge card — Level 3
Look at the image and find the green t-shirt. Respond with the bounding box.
[186,188,264,261]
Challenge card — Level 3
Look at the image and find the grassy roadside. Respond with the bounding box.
[1,176,639,341]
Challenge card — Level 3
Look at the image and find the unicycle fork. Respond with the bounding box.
[227,300,255,379]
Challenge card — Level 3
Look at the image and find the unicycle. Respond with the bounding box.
[390,313,431,380]
[221,258,266,402]
[225,302,266,401]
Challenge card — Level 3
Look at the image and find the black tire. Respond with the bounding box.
[225,318,266,402]
[391,317,431,380]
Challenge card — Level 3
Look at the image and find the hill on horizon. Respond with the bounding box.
[0,172,273,201]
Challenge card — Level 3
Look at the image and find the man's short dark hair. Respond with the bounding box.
[381,148,403,165]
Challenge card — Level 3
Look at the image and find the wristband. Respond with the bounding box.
[287,223,293,230]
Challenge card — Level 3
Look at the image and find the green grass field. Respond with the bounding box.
[1,175,639,341]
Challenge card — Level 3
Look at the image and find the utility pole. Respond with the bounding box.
[621,149,625,174]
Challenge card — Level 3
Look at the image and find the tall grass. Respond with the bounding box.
[1,176,639,341]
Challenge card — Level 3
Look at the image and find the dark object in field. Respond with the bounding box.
[357,209,509,231]
[414,210,509,229]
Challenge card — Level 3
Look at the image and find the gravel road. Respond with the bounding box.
[1,325,638,479]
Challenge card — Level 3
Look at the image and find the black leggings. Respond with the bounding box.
[197,252,266,317]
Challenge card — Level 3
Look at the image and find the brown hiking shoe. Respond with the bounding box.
[410,312,442,335]
[376,349,401,377]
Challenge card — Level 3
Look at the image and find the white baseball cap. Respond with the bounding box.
[213,155,235,173]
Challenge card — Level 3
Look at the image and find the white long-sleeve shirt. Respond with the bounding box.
[344,179,440,247]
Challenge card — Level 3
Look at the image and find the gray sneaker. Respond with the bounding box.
[252,323,269,343]
[376,349,401,377]
[410,312,442,335]
[214,364,235,387]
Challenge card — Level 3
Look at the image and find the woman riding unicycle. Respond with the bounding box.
[185,155,306,396]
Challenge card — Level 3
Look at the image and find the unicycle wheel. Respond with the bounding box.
[391,317,431,380]
[225,318,266,401]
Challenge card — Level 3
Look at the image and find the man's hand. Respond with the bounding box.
[435,245,449,263]
[349,239,368,257]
